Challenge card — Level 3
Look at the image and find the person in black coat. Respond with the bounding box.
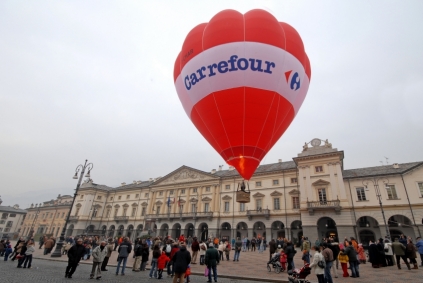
[171,242,191,283]
[285,241,297,271]
[65,238,86,278]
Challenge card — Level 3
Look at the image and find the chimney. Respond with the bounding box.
[133,180,137,184]
[218,165,223,171]
[229,166,235,171]
[393,163,399,169]
[149,178,153,181]
[211,169,216,174]
[278,159,282,163]
[121,182,126,186]
[136,180,142,184]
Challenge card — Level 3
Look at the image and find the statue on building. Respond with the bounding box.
[324,139,332,148]
[303,142,308,151]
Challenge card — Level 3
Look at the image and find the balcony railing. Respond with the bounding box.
[114,216,129,223]
[146,211,213,222]
[247,209,270,220]
[306,200,341,215]
[68,216,79,222]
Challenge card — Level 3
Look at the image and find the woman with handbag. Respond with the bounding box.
[309,245,325,283]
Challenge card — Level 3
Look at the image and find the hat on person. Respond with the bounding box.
[278,245,281,248]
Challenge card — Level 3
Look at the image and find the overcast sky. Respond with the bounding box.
[1,1,422,209]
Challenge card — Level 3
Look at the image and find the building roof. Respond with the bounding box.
[214,161,297,178]
[342,161,423,179]
[78,160,423,189]
[0,205,27,214]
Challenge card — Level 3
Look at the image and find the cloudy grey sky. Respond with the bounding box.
[1,1,422,209]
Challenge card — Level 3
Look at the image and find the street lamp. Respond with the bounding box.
[363,177,390,240]
[51,160,93,257]
[28,207,41,239]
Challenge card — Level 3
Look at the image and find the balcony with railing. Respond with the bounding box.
[306,199,341,215]
[146,211,213,222]
[247,208,270,220]
[68,216,79,222]
[114,216,129,223]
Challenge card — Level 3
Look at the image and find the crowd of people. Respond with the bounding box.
[2,232,423,282]
[293,234,423,283]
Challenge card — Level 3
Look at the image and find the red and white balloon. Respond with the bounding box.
[174,9,311,180]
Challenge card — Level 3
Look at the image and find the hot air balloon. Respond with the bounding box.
[173,9,311,185]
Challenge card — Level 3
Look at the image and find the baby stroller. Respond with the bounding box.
[288,263,311,283]
[267,252,282,273]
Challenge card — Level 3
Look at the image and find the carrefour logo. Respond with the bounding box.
[285,70,300,91]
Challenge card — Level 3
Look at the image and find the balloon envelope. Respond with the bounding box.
[174,9,311,180]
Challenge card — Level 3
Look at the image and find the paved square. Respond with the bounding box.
[13,243,422,283]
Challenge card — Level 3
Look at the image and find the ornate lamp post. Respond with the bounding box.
[28,207,41,239]
[363,177,390,240]
[51,160,93,257]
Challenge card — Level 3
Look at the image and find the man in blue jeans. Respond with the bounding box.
[322,243,334,283]
[342,241,359,278]
[116,237,132,275]
[233,237,242,261]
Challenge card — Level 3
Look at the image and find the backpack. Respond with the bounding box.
[201,244,206,250]
[166,244,172,253]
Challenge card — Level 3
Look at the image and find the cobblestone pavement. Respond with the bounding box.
[0,257,272,283]
[10,241,423,283]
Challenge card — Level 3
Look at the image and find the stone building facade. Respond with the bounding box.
[0,204,27,239]
[63,139,423,246]
[21,194,73,240]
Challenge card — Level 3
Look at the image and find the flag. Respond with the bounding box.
[178,197,181,207]
[167,196,171,207]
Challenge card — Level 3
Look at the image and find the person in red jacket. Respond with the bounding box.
[179,234,185,243]
[167,243,180,277]
[157,251,170,279]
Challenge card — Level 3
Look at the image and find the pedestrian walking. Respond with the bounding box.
[100,238,114,271]
[233,237,242,261]
[268,239,276,261]
[172,242,191,283]
[224,242,231,260]
[65,238,85,278]
[199,241,207,265]
[23,241,35,268]
[44,237,54,255]
[341,241,360,277]
[415,236,423,267]
[406,238,418,269]
[309,245,325,283]
[338,248,349,277]
[149,245,161,278]
[90,241,107,279]
[392,237,411,270]
[115,237,132,275]
[285,241,296,271]
[205,243,219,283]
[157,251,170,279]
[4,244,12,261]
[384,239,395,266]
[132,240,142,272]
[191,237,199,264]
[321,243,334,283]
[140,243,149,271]
[218,241,225,261]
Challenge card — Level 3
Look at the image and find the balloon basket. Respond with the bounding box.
[236,181,251,203]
